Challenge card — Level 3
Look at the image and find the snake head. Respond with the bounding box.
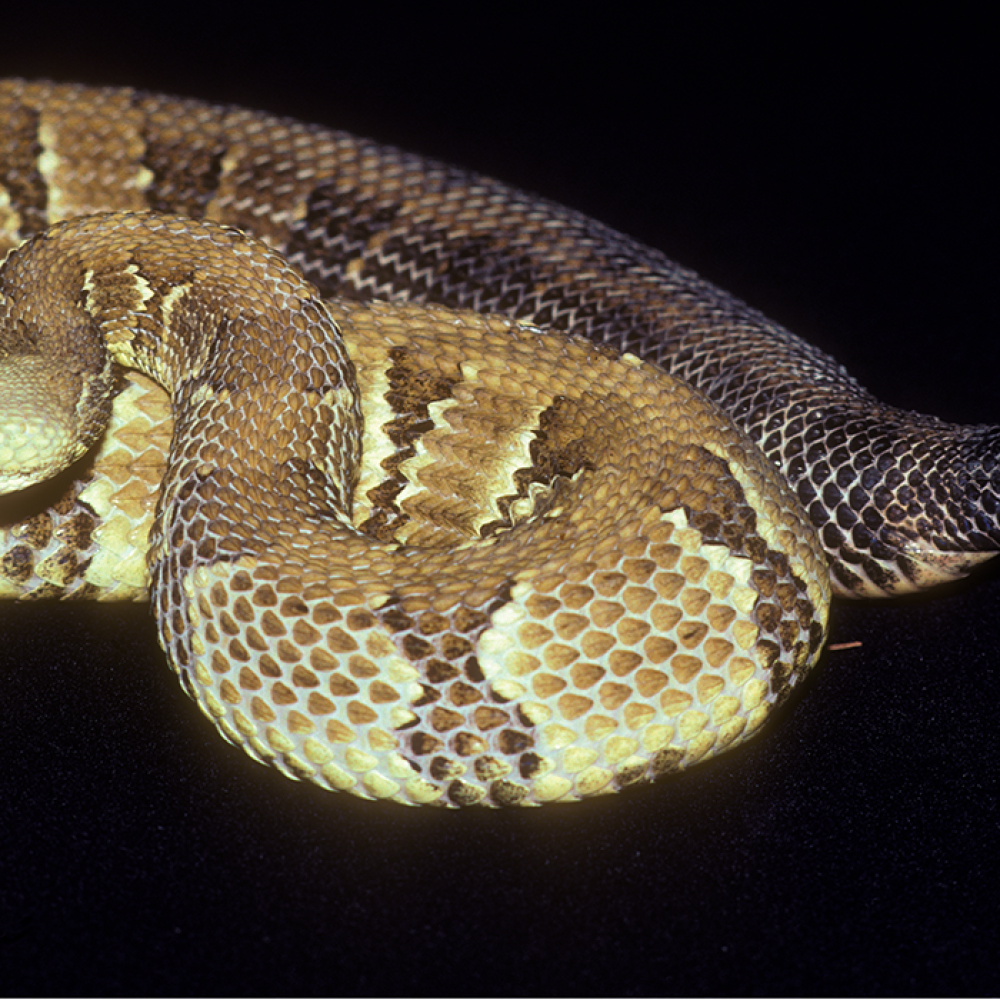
[0,354,98,493]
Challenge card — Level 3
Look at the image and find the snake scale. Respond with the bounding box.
[0,81,997,808]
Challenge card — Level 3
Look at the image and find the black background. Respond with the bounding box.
[2,10,998,996]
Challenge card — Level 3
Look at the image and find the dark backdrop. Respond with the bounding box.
[2,10,997,996]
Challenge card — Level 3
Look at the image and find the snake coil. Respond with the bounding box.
[0,80,996,806]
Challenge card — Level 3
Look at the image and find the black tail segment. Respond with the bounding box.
[623,303,1000,597]
[851,417,1000,596]
[761,396,1000,597]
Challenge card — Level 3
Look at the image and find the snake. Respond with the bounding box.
[0,81,996,808]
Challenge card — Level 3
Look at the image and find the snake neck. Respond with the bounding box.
[0,213,363,531]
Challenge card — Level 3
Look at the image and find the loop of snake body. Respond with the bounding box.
[0,81,995,807]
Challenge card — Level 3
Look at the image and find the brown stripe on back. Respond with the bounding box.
[658,441,822,701]
[285,182,405,301]
[0,102,48,240]
[481,395,595,537]
[358,346,461,542]
[133,93,232,219]
[140,130,228,220]
[370,583,535,788]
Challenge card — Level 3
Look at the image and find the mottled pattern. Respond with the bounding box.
[0,80,993,805]
[0,211,827,806]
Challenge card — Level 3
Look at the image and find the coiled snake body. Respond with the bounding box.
[0,81,996,807]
